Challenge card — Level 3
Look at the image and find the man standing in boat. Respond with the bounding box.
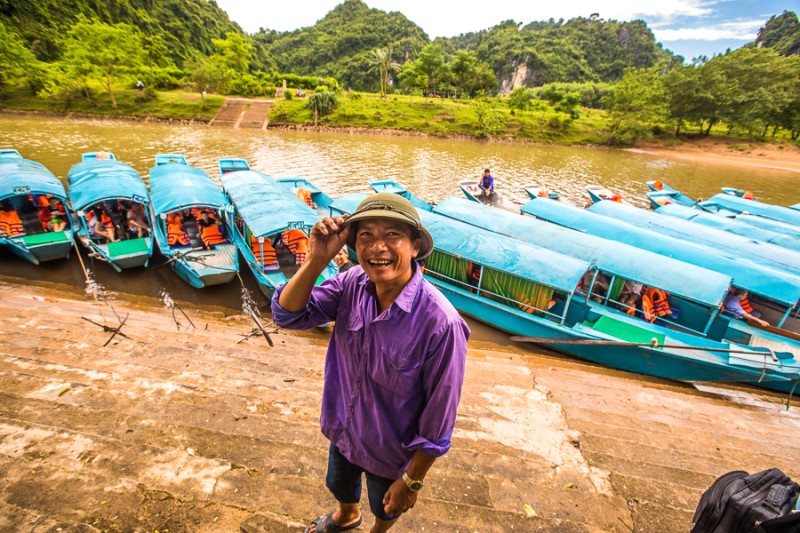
[478,168,496,205]
[267,192,469,533]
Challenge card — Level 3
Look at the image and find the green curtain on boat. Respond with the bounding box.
[481,267,554,316]
[608,276,626,301]
[425,250,470,288]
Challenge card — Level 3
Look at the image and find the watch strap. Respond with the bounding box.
[402,471,424,491]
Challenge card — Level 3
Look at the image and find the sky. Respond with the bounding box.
[215,0,796,62]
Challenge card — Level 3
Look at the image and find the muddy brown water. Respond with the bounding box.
[1,114,798,342]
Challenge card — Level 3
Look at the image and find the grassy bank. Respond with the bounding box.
[269,91,610,145]
[0,84,223,121]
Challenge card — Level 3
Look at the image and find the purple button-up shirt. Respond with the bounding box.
[272,264,469,479]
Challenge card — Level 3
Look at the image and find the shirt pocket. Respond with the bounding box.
[371,341,423,395]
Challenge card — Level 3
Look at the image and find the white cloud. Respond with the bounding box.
[655,19,764,41]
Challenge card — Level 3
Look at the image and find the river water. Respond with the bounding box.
[1,115,798,333]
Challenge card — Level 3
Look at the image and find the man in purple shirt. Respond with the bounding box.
[272,192,469,533]
[478,169,495,205]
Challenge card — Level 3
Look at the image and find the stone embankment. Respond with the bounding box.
[0,278,797,532]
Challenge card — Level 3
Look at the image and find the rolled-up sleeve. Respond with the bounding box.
[271,274,345,329]
[402,318,470,457]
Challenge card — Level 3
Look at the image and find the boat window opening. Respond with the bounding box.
[425,250,473,291]
[481,266,557,319]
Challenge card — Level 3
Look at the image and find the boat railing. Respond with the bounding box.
[423,269,566,323]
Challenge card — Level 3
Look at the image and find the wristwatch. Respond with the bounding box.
[402,471,424,492]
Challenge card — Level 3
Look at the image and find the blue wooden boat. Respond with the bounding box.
[149,155,239,288]
[585,185,631,205]
[67,152,155,272]
[654,202,800,253]
[219,162,337,298]
[329,192,800,393]
[645,180,697,208]
[0,149,74,264]
[219,158,251,175]
[721,187,756,200]
[698,194,800,227]
[521,199,800,357]
[523,183,569,203]
[588,200,800,278]
[275,177,336,211]
[458,178,517,211]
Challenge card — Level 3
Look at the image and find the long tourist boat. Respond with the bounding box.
[328,191,800,393]
[585,184,631,205]
[522,183,569,203]
[0,149,74,264]
[698,193,800,227]
[646,180,800,238]
[650,202,800,253]
[587,199,800,277]
[219,159,337,298]
[66,152,154,271]
[148,154,238,288]
[521,198,800,356]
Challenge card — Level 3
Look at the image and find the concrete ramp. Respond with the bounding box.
[210,98,272,129]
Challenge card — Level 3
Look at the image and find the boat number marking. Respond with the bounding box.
[131,194,146,203]
[287,221,304,230]
[13,186,31,194]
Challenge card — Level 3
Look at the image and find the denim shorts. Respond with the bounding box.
[325,442,398,522]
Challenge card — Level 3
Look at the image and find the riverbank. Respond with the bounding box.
[1,276,798,532]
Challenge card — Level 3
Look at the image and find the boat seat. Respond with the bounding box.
[182,218,204,249]
[19,208,44,235]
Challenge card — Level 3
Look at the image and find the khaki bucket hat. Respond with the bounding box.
[341,192,434,259]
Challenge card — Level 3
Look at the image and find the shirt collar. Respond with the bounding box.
[359,261,422,315]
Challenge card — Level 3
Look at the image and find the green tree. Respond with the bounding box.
[605,66,668,144]
[0,21,39,90]
[508,87,533,114]
[367,47,402,97]
[61,17,145,108]
[416,43,445,93]
[475,102,506,137]
[186,55,229,107]
[306,90,339,126]
[212,32,252,74]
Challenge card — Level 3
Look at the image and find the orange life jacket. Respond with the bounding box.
[517,294,536,314]
[36,195,52,208]
[626,307,637,317]
[281,229,308,255]
[743,191,755,200]
[167,222,190,246]
[251,235,277,268]
[166,213,181,225]
[740,297,753,313]
[652,180,664,191]
[0,210,25,236]
[201,224,227,247]
[645,288,672,317]
[294,238,309,264]
[641,294,656,323]
[295,188,314,207]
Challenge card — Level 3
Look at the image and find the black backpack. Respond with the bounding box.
[691,468,800,533]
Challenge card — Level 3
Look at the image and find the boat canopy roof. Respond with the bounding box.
[656,203,800,249]
[433,197,733,306]
[221,170,319,237]
[521,198,800,306]
[701,194,800,226]
[589,200,800,276]
[0,156,66,200]
[149,163,224,215]
[331,194,591,293]
[67,159,148,210]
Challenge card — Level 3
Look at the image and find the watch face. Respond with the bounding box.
[410,480,423,491]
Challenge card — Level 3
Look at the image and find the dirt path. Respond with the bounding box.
[631,137,800,173]
[0,278,798,532]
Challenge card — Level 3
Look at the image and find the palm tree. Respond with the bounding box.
[306,91,339,126]
[368,47,402,98]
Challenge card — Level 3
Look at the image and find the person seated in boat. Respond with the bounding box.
[196,210,218,229]
[334,246,355,273]
[46,210,67,232]
[95,151,111,160]
[466,261,481,292]
[0,199,24,236]
[126,203,150,238]
[577,271,609,303]
[35,194,53,209]
[198,214,228,249]
[88,206,117,243]
[618,291,641,317]
[723,289,769,328]
[48,197,66,217]
[478,169,496,205]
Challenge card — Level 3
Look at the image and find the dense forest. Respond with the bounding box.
[0,0,798,144]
